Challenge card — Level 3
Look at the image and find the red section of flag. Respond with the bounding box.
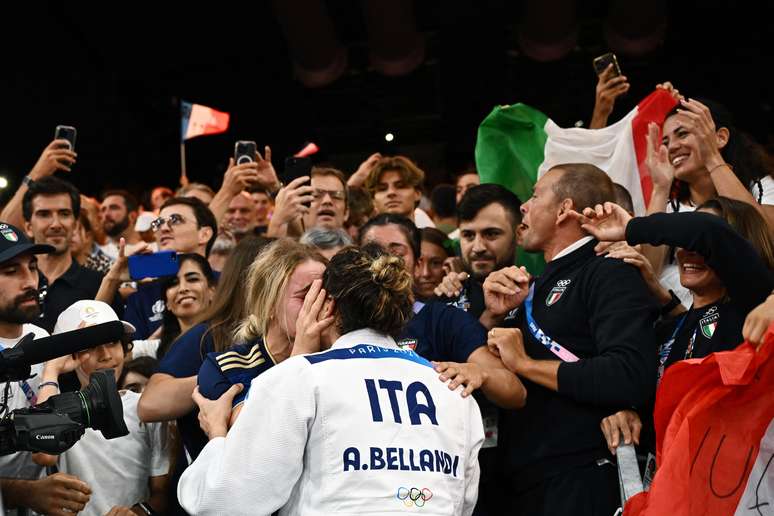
[624,326,774,515]
[294,142,319,158]
[631,90,679,208]
[185,104,230,140]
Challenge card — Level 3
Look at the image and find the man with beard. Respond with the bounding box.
[0,223,93,515]
[429,184,523,516]
[434,184,522,325]
[22,177,106,333]
[99,190,143,260]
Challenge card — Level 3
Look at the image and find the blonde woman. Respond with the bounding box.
[139,238,325,462]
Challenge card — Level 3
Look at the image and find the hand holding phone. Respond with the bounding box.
[234,141,257,165]
[128,251,179,281]
[590,53,629,129]
[54,125,77,151]
[593,53,621,77]
[283,156,313,208]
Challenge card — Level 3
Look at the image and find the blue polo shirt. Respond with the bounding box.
[399,301,486,363]
[157,323,215,460]
[198,339,276,406]
[123,282,165,341]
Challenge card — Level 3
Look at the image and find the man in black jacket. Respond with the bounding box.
[486,163,658,515]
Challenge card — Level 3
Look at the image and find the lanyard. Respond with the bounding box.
[523,284,579,362]
[656,313,700,385]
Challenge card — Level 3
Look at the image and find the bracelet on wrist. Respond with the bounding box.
[708,162,733,174]
[38,381,59,391]
[22,176,35,188]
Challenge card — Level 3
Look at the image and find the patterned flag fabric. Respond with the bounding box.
[624,329,774,515]
[181,101,230,141]
[475,89,678,275]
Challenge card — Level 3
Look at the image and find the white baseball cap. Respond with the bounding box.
[135,211,157,232]
[54,300,136,336]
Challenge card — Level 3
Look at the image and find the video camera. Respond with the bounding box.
[0,322,129,456]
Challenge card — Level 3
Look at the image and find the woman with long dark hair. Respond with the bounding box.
[644,97,774,305]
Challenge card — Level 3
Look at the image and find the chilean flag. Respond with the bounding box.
[181,101,230,141]
[476,89,679,216]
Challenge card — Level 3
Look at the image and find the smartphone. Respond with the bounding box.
[128,251,179,281]
[283,156,312,184]
[593,52,621,77]
[234,141,257,165]
[54,125,77,151]
[283,156,313,207]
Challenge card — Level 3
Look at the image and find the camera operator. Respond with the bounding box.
[0,223,92,515]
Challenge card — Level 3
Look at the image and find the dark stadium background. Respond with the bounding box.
[1,0,770,205]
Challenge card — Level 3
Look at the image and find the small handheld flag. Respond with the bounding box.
[294,142,320,158]
[181,101,230,141]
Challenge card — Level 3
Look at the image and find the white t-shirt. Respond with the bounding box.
[98,240,120,261]
[59,390,170,515]
[750,175,774,205]
[414,207,436,229]
[0,324,50,481]
[131,339,160,359]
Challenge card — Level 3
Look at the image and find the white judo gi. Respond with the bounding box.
[178,328,484,515]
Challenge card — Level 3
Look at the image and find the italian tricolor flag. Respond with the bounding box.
[475,89,679,216]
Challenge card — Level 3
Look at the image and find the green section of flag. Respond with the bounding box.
[475,103,548,203]
[475,103,549,276]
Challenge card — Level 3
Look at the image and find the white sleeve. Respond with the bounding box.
[751,176,774,205]
[177,360,315,516]
[148,421,170,477]
[462,399,485,516]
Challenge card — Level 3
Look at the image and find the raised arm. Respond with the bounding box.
[1,140,76,226]
[210,148,280,225]
[626,211,774,312]
[676,98,774,227]
[589,64,630,129]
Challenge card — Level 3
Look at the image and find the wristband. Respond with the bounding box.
[660,289,682,316]
[38,381,59,391]
[22,176,35,188]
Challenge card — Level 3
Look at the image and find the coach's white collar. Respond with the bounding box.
[551,236,594,261]
[330,328,398,351]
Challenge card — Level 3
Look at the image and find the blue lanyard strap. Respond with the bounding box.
[523,284,579,362]
[656,313,700,385]
[657,314,687,368]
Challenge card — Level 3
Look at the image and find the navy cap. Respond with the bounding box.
[0,223,54,264]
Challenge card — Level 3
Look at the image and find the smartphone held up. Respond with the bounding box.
[234,141,257,165]
[54,125,77,151]
[128,250,179,281]
[593,52,622,77]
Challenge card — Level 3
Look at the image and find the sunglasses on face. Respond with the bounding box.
[150,213,187,232]
[312,189,346,201]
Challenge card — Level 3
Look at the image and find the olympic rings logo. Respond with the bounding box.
[396,487,433,507]
[556,279,571,287]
